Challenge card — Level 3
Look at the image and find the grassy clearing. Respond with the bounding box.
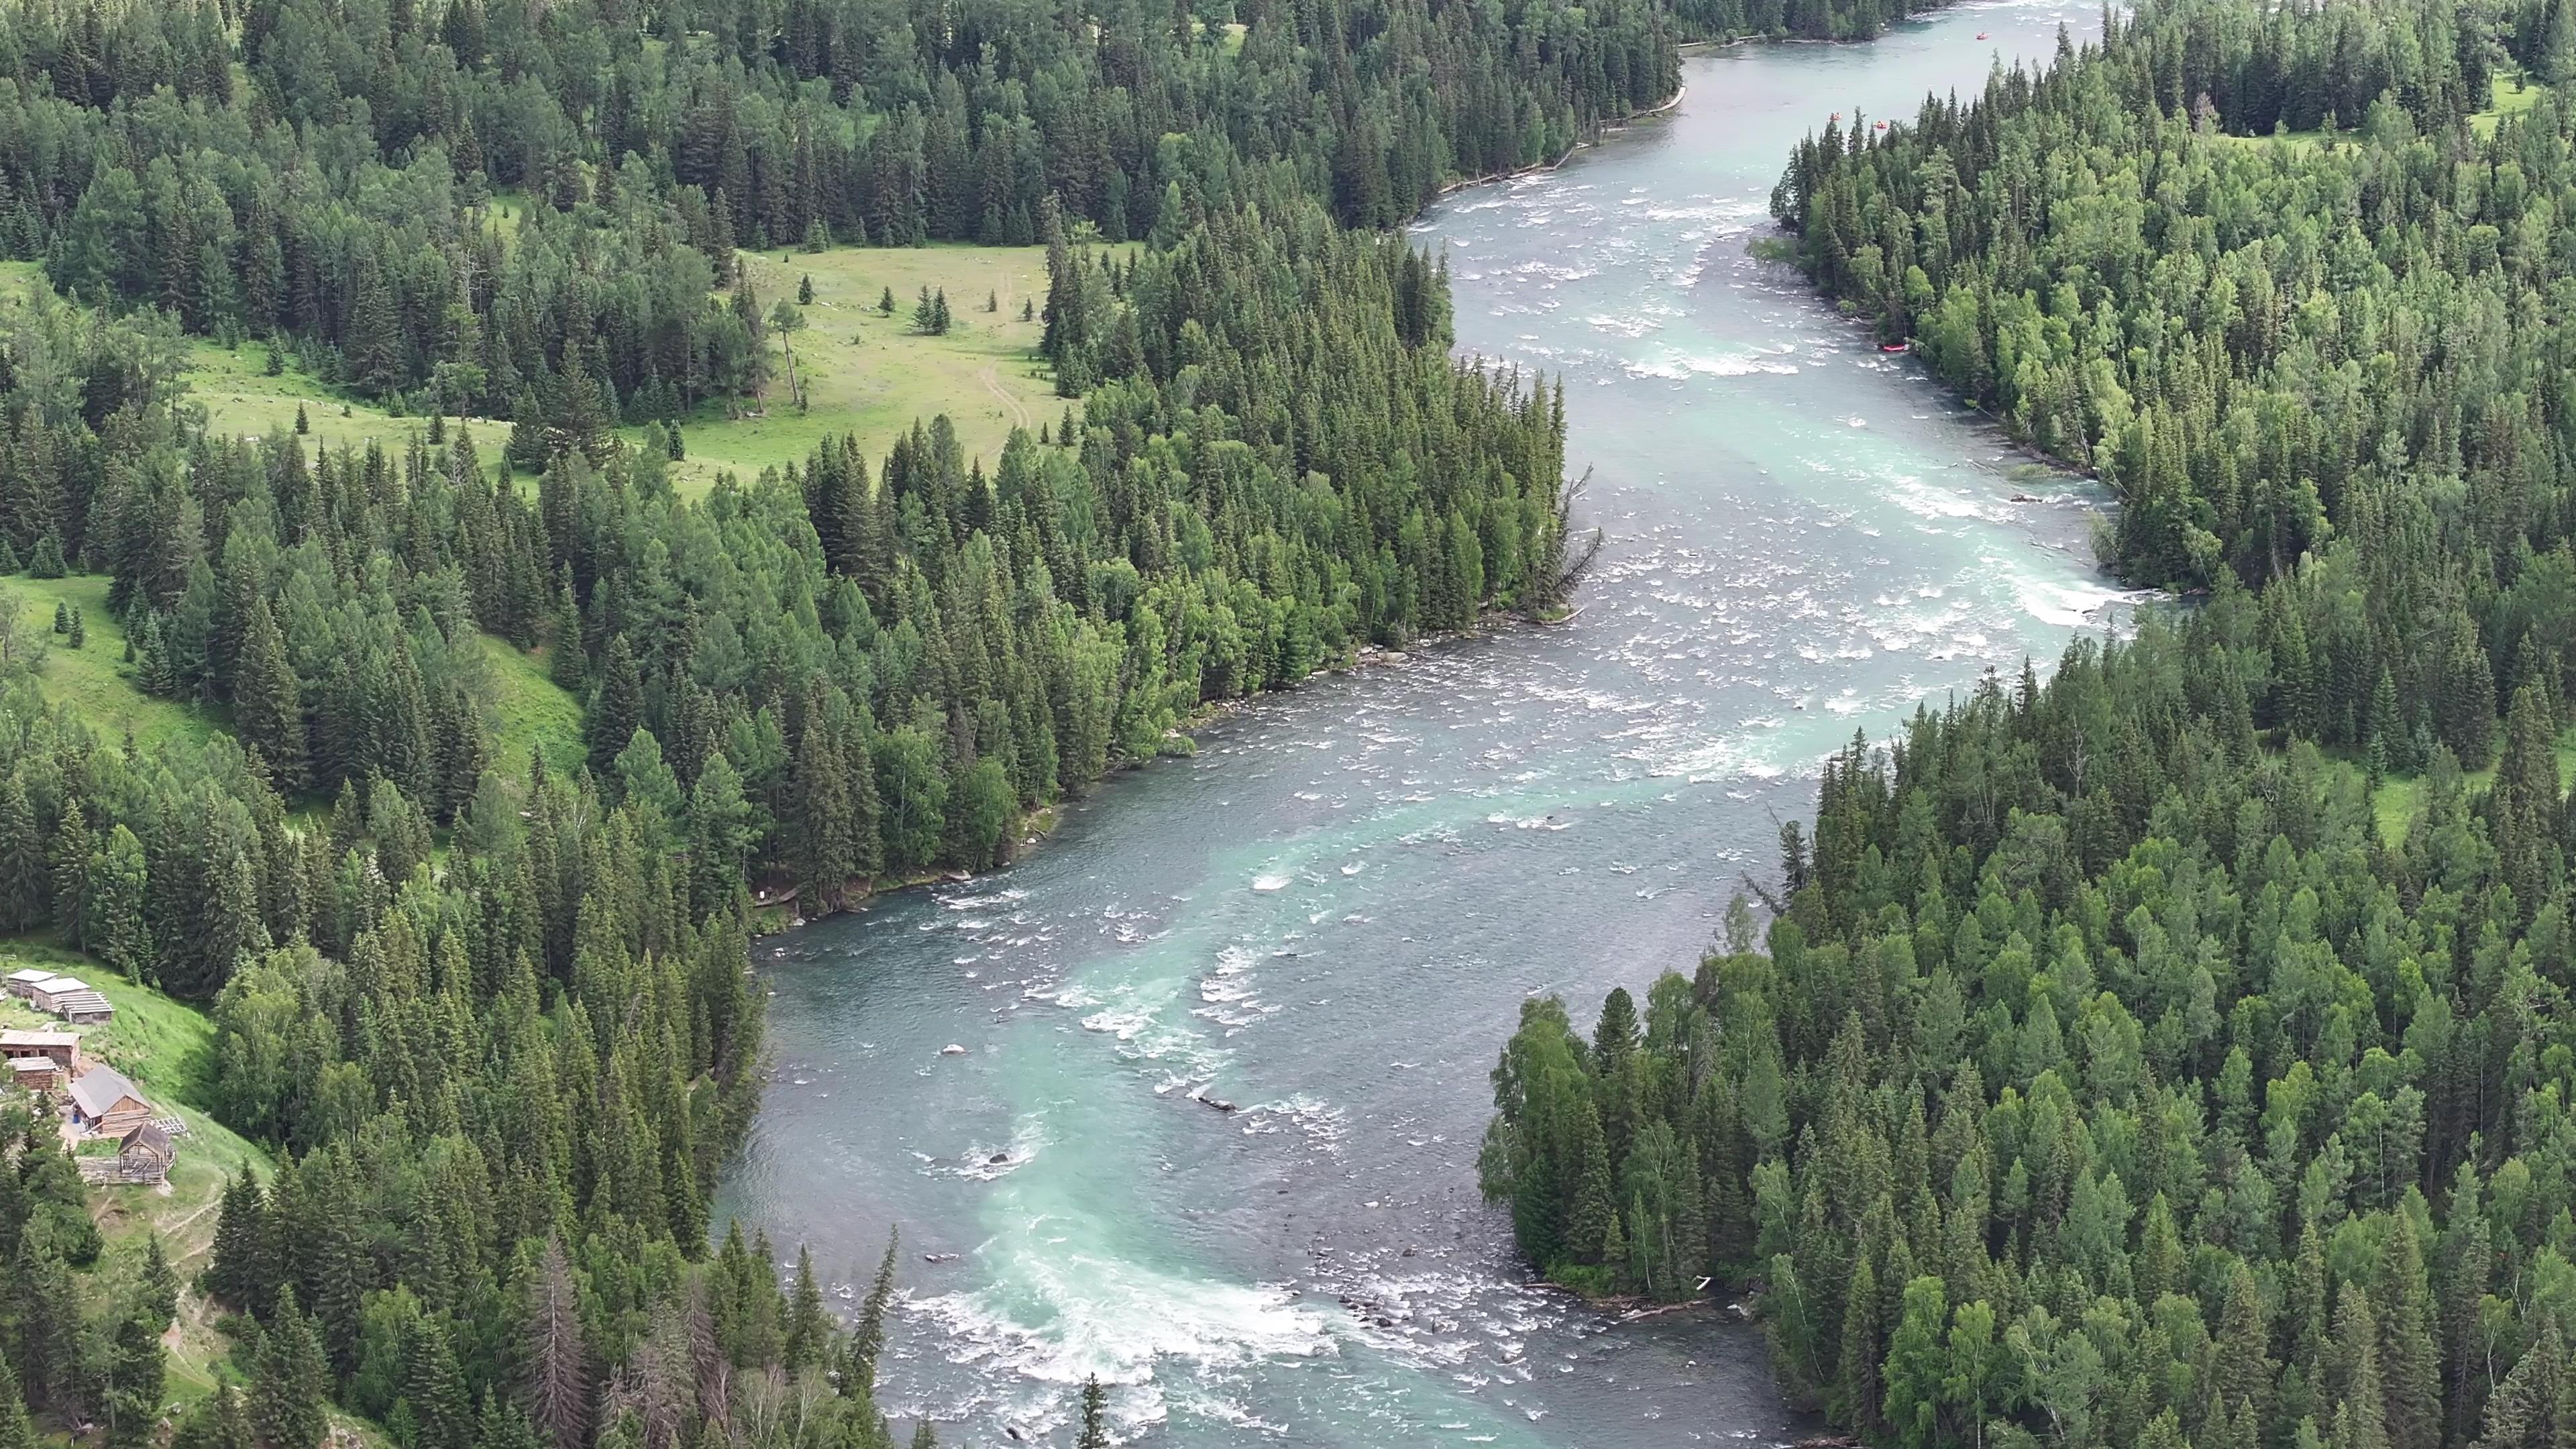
[185,333,491,457]
[2361,727,2576,845]
[5,574,219,749]
[475,633,586,775]
[2473,71,2546,140]
[0,941,270,1407]
[28,237,1077,504]
[0,258,45,303]
[648,242,1075,495]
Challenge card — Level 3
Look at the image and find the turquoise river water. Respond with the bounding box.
[714,5,2138,1443]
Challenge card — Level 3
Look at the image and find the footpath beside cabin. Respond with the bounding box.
[77,1122,173,1186]
[0,975,176,1187]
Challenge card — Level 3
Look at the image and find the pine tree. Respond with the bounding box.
[403,1315,473,1449]
[586,637,643,773]
[294,401,309,435]
[235,594,307,792]
[1077,1376,1109,1449]
[104,1304,164,1449]
[879,286,896,315]
[548,575,586,690]
[521,1238,590,1449]
[252,1286,329,1449]
[798,274,814,305]
[849,1231,899,1393]
[51,802,89,945]
[1837,1252,1882,1434]
[0,1354,39,1449]
[783,1245,829,1373]
[2378,1218,2440,1449]
[88,822,152,980]
[66,606,83,648]
[142,1232,180,1324]
[209,1172,272,1309]
[0,773,44,932]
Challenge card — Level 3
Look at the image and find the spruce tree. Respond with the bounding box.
[2378,1217,2440,1449]
[0,1354,36,1449]
[1077,1377,1109,1449]
[104,1305,164,1449]
[50,802,89,945]
[209,1171,272,1310]
[850,1231,899,1393]
[585,637,643,773]
[235,594,307,792]
[0,773,43,932]
[252,1286,329,1449]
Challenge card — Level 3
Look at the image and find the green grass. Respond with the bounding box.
[2473,71,2546,140]
[476,633,586,775]
[0,941,270,1407]
[186,334,492,456]
[10,575,580,791]
[0,259,45,303]
[2364,727,2576,845]
[649,242,1079,495]
[25,235,1077,503]
[6,574,219,749]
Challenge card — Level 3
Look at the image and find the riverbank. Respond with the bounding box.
[720,19,2139,1442]
[1436,86,1692,197]
[751,608,1572,936]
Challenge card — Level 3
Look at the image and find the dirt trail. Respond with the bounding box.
[981,365,1032,430]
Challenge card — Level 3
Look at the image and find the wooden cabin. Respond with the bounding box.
[9,1057,60,1093]
[28,976,90,1014]
[68,1066,152,1137]
[52,989,113,1024]
[76,1122,174,1186]
[0,1028,81,1075]
[4,968,51,999]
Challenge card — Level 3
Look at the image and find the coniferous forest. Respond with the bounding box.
[0,0,1674,1432]
[1484,7,2576,1449]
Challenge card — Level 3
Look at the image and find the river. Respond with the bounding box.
[714,3,2130,1443]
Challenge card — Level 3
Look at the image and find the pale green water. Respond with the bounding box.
[717,6,2129,1443]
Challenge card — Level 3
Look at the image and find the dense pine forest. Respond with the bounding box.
[0,0,1656,1432]
[1484,6,2576,1449]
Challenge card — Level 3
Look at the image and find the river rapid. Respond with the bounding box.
[715,5,2129,1443]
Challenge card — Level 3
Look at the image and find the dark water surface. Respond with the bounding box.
[716,6,2128,1442]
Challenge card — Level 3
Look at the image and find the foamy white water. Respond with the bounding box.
[720,7,2125,1444]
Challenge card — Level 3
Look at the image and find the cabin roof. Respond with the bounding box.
[68,1067,142,1118]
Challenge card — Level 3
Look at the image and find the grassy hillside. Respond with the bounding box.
[476,633,586,775]
[5,575,220,749]
[649,242,1070,495]
[0,942,268,1408]
[19,241,1073,500]
[187,333,447,453]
